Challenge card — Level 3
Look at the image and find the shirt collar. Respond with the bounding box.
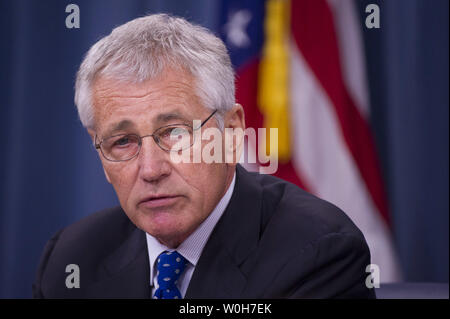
[145,171,236,285]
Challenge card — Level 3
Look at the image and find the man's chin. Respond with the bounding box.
[137,213,187,245]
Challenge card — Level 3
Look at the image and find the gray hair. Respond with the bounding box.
[74,13,235,130]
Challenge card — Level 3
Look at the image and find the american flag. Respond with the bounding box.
[219,0,401,282]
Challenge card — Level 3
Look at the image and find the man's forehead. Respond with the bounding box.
[92,72,202,133]
[93,79,191,103]
[92,74,199,115]
[93,66,195,97]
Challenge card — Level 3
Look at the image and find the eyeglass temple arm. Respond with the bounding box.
[94,135,100,149]
[199,109,218,128]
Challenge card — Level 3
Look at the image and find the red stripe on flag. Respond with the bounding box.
[290,0,390,225]
[236,58,310,191]
[235,59,264,131]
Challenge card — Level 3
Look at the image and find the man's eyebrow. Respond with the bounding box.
[103,119,135,137]
[101,112,191,137]
[155,112,190,124]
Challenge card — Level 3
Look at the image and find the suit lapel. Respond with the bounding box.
[85,226,151,298]
[185,165,263,298]
[184,236,247,298]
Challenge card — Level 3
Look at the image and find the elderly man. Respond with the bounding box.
[33,14,375,299]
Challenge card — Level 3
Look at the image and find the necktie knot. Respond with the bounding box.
[154,251,187,299]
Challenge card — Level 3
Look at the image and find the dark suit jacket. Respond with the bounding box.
[33,165,376,298]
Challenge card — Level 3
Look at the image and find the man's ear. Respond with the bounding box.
[87,128,96,143]
[224,103,245,131]
[223,103,246,164]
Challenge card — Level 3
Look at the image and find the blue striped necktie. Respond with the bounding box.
[153,251,188,299]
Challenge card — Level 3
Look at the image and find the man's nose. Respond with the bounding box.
[137,136,171,183]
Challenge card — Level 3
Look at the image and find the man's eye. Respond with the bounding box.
[113,137,131,146]
[161,127,190,138]
[172,127,190,136]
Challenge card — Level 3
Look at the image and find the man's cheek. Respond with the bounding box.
[109,177,132,205]
[109,168,131,188]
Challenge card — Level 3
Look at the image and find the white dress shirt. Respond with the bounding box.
[146,172,236,298]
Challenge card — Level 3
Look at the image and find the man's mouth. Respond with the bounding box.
[138,194,182,209]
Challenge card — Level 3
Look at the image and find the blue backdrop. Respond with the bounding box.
[0,0,448,298]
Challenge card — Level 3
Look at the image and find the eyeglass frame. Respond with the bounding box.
[94,109,218,162]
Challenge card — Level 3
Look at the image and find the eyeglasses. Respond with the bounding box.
[95,110,217,162]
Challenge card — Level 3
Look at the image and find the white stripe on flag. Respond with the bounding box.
[327,0,371,119]
[289,38,401,282]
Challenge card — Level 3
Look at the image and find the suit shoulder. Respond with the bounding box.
[254,172,366,245]
[53,206,135,256]
[41,206,134,272]
[59,206,131,241]
[34,206,138,297]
